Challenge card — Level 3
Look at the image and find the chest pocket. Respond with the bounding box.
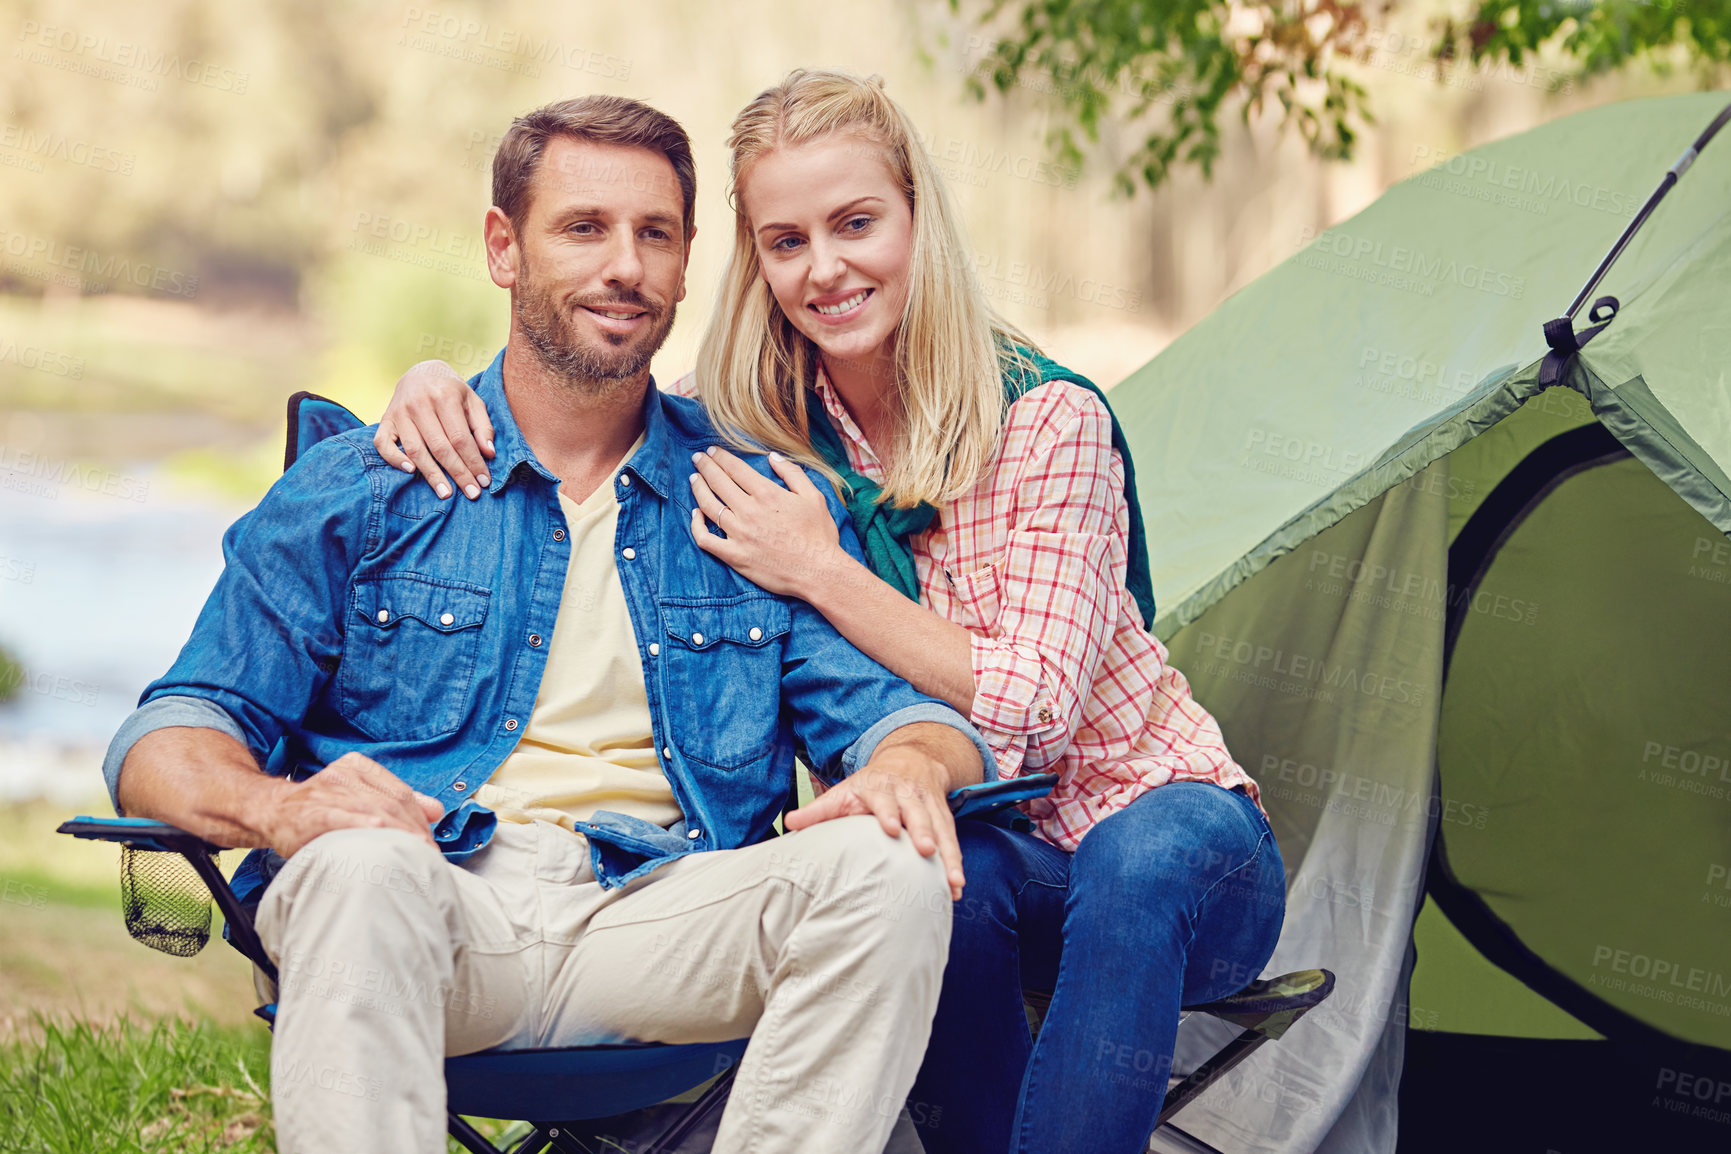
[660,595,790,769]
[339,573,491,741]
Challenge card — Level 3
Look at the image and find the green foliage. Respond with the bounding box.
[0,1017,274,1152]
[951,0,1731,195]
[0,1015,519,1153]
[1441,0,1731,76]
[0,642,22,705]
[949,0,1380,195]
[306,252,503,414]
[296,249,505,433]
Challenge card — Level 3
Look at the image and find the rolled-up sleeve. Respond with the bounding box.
[103,695,248,814]
[966,391,1130,776]
[840,701,996,781]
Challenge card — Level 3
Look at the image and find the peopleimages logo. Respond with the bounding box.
[15,21,250,93]
[1655,1067,1731,1127]
[1305,549,1540,627]
[398,7,632,80]
[0,337,83,379]
[1297,226,1527,300]
[1258,754,1488,830]
[0,446,150,503]
[1193,631,1429,707]
[1410,145,1638,218]
[1354,345,1482,399]
[0,228,198,298]
[912,130,1080,190]
[1587,945,1731,1018]
[0,124,134,175]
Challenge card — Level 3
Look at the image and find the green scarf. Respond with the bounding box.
[804,347,1157,630]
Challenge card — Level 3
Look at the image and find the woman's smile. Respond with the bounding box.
[809,287,873,321]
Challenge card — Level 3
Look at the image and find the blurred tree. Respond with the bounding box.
[0,0,388,307]
[951,0,1731,195]
[0,643,22,705]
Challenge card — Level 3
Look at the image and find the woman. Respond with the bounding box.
[377,70,1284,1154]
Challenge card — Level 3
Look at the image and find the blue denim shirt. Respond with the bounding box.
[105,351,992,904]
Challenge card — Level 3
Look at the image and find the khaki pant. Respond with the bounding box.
[253,815,951,1154]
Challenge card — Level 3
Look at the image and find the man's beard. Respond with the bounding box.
[515,259,678,387]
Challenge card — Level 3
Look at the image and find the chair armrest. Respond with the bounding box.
[946,773,1059,821]
[57,815,276,983]
[1182,968,1337,1040]
[58,815,220,855]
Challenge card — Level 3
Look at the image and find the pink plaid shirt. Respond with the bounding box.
[674,370,1259,850]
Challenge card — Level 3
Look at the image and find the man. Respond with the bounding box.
[103,94,992,1154]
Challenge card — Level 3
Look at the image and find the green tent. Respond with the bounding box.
[1109,92,1731,1154]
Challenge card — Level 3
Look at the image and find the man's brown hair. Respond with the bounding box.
[492,95,696,241]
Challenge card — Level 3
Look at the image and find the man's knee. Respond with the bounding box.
[279,827,443,902]
[260,828,453,987]
[776,815,952,940]
[262,828,448,943]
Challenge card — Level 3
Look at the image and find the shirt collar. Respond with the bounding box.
[625,383,678,500]
[812,366,884,481]
[474,348,675,500]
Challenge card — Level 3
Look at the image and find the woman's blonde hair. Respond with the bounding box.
[696,68,1036,508]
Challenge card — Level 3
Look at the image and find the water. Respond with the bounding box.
[0,472,244,801]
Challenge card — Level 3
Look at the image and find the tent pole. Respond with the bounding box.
[1561,100,1731,323]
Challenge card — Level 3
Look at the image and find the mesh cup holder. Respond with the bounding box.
[120,845,215,956]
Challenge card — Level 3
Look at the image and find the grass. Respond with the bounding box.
[0,1016,522,1153]
[0,1016,274,1153]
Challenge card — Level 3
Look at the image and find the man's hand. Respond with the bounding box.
[785,723,982,900]
[262,752,445,858]
[119,729,446,857]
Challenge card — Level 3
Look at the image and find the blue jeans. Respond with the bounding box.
[910,782,1286,1154]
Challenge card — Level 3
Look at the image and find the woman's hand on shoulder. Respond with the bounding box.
[374,360,496,500]
[689,447,847,600]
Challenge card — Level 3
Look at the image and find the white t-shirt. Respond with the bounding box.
[473,433,681,831]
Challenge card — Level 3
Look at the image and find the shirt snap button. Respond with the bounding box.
[662,746,672,760]
[649,643,660,657]
[691,632,704,646]
[552,528,565,542]
[622,547,637,560]
[452,780,467,792]
[687,828,701,840]
[618,473,631,487]
[504,718,519,732]
[376,609,390,624]
[529,634,543,647]
[748,627,763,641]
[440,612,455,626]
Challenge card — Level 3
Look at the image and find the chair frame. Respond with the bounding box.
[62,814,1333,1154]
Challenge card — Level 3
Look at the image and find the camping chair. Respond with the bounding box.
[56,811,1334,1153]
[57,773,1068,1153]
[62,392,1336,1153]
